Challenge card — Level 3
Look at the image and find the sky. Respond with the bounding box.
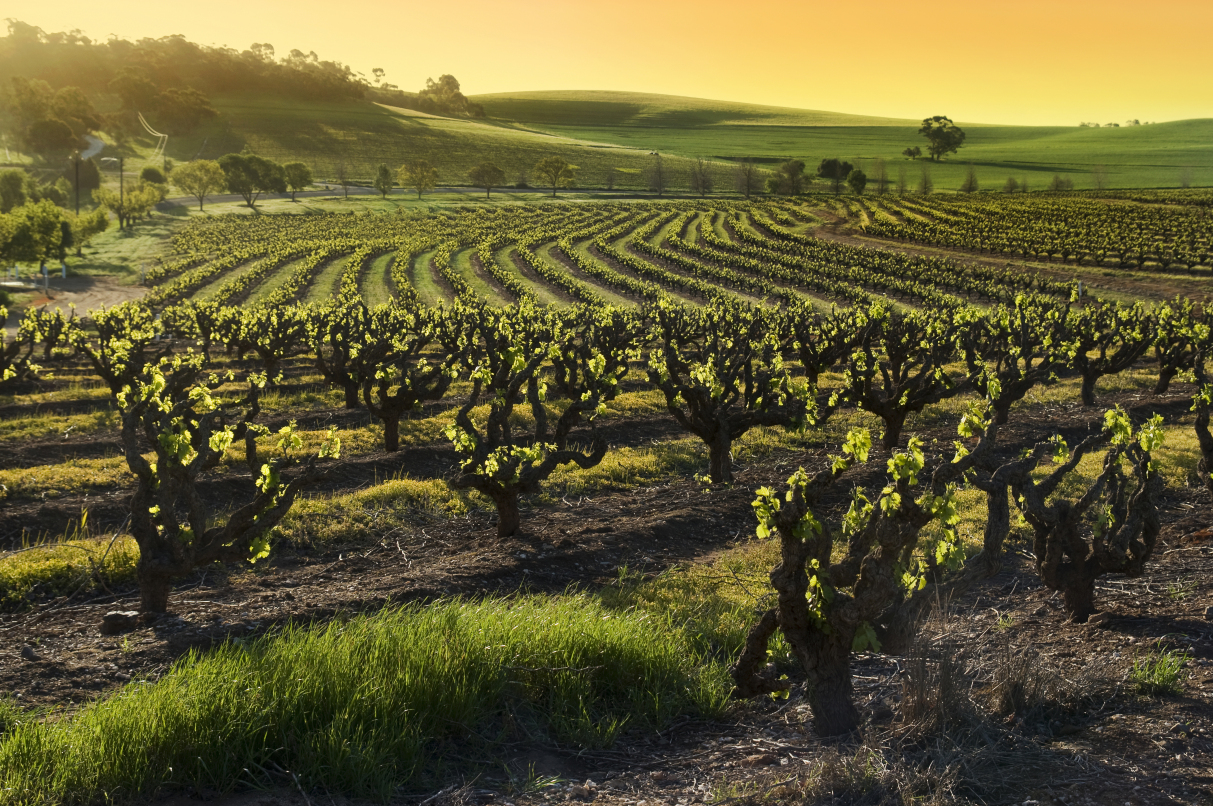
[5,0,1212,125]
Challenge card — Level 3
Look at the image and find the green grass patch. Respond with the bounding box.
[302,256,349,304]
[0,407,118,443]
[0,535,139,611]
[602,540,790,666]
[0,596,730,803]
[360,251,397,307]
[0,455,131,501]
[276,475,469,546]
[1130,643,1190,696]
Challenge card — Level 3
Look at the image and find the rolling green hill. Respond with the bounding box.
[6,87,1210,194]
[179,94,708,188]
[473,91,1213,190]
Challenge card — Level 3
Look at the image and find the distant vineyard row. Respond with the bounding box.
[832,190,1213,270]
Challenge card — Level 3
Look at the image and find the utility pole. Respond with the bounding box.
[118,155,125,230]
[72,150,80,216]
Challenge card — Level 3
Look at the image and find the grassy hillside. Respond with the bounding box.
[93,94,718,191]
[473,91,1213,190]
[5,89,1211,194]
[473,90,918,129]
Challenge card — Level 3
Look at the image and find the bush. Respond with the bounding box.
[139,166,167,185]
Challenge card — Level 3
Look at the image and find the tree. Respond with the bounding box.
[846,168,867,195]
[689,157,714,197]
[917,165,933,194]
[533,156,576,197]
[872,159,889,194]
[151,87,217,134]
[373,163,394,198]
[334,153,351,199]
[173,160,227,211]
[398,160,438,199]
[283,162,313,201]
[897,164,908,194]
[119,353,339,612]
[468,161,506,198]
[646,299,814,484]
[645,153,668,196]
[817,159,853,195]
[448,304,631,536]
[1003,176,1020,193]
[734,160,761,198]
[25,117,76,157]
[769,160,808,195]
[218,153,287,207]
[64,157,101,199]
[1008,411,1163,622]
[7,199,65,270]
[416,74,484,117]
[93,181,160,228]
[1092,165,1108,190]
[69,206,109,256]
[902,146,921,160]
[1048,175,1074,192]
[734,422,982,736]
[918,116,966,161]
[0,170,30,213]
[959,164,979,193]
[140,166,167,185]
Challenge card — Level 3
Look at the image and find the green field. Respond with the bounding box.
[11,89,1207,198]
[473,91,1213,191]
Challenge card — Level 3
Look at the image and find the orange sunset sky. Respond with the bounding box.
[5,0,1211,126]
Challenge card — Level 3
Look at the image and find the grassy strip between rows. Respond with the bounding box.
[0,594,733,804]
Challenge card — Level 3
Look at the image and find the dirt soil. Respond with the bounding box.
[4,398,1212,805]
[4,261,1213,803]
[3,275,148,333]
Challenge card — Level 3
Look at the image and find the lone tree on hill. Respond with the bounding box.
[373,163,394,198]
[902,146,921,160]
[283,162,313,201]
[172,159,226,210]
[533,156,576,197]
[919,115,966,161]
[398,160,438,199]
[468,161,506,198]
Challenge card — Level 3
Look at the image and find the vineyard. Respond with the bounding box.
[1,197,1212,805]
[837,190,1213,272]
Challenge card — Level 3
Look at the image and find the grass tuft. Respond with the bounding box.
[1130,644,1189,696]
[0,595,730,804]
